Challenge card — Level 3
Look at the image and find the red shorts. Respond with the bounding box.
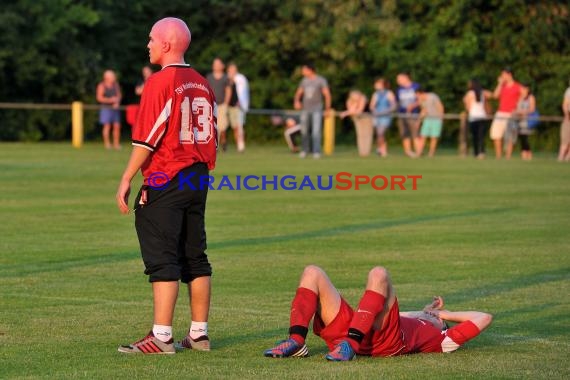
[313,297,406,356]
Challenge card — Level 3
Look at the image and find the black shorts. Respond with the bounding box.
[134,163,212,283]
[397,116,419,139]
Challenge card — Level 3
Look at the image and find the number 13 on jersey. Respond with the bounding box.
[180,96,215,144]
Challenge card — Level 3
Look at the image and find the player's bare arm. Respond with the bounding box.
[427,309,493,332]
[116,146,152,214]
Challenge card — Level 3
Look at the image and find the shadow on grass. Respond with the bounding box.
[208,208,512,250]
[2,208,511,277]
[420,266,569,306]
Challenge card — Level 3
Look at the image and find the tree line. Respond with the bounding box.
[0,0,568,147]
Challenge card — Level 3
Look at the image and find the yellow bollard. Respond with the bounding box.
[323,110,335,155]
[71,101,84,148]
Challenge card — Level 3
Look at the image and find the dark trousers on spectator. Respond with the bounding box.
[469,120,487,156]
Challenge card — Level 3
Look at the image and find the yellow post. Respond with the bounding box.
[323,110,335,155]
[71,101,84,148]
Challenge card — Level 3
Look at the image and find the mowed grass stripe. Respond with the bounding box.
[0,143,569,379]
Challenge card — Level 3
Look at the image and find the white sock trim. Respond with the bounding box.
[153,324,172,342]
[189,321,208,339]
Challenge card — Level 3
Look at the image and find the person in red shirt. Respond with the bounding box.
[264,265,492,361]
[116,17,217,355]
[490,68,522,159]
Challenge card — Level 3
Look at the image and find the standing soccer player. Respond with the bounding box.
[116,17,217,354]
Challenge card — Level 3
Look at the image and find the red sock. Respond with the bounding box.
[288,287,318,345]
[347,290,386,350]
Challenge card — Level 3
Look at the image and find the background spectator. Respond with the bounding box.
[369,78,396,157]
[227,62,249,153]
[490,68,521,159]
[463,79,492,159]
[135,65,153,97]
[207,58,230,150]
[96,69,122,150]
[340,90,373,157]
[127,65,154,128]
[293,63,332,159]
[284,117,302,153]
[395,72,421,158]
[513,83,537,160]
[415,87,444,157]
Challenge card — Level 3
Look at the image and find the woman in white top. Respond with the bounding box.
[463,79,492,159]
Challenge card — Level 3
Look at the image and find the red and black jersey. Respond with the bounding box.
[132,64,217,185]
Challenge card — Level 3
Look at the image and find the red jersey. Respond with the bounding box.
[400,317,481,354]
[132,64,217,185]
[498,82,522,113]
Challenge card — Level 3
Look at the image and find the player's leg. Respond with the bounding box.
[118,187,185,354]
[326,266,396,361]
[264,265,342,358]
[139,207,183,342]
[177,164,212,351]
[153,281,180,326]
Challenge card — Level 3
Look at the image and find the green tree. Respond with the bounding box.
[0,0,568,147]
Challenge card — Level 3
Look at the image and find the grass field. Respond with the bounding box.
[1,142,569,379]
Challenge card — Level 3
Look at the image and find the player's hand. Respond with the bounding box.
[294,100,302,110]
[424,296,444,311]
[116,178,131,214]
[431,296,444,310]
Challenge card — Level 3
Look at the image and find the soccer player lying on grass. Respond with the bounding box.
[264,265,492,361]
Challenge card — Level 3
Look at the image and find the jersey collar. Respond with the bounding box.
[162,63,191,70]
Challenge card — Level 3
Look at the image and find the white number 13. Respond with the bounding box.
[180,96,214,144]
